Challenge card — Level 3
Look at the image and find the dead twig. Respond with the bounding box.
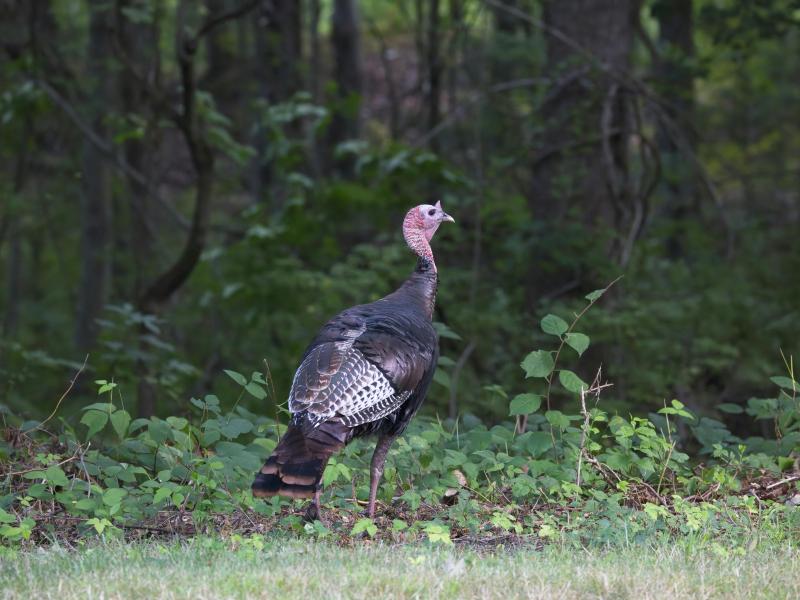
[576,367,614,487]
[27,354,88,435]
[766,475,800,490]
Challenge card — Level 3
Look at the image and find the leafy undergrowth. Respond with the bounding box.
[2,402,799,549]
[2,287,798,549]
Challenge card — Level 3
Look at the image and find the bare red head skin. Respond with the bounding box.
[402,201,455,271]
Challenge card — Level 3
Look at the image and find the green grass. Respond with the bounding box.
[2,536,799,599]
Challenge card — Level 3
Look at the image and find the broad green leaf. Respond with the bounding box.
[75,498,96,511]
[102,488,127,507]
[565,332,590,356]
[771,376,798,391]
[433,369,451,389]
[717,403,743,414]
[559,370,587,394]
[80,410,109,439]
[525,431,554,456]
[224,369,248,386]
[166,416,188,430]
[110,409,131,439]
[322,463,338,487]
[432,322,462,340]
[244,381,267,400]
[153,486,172,504]
[521,350,554,378]
[0,509,15,524]
[392,519,408,532]
[545,410,570,430]
[437,356,456,367]
[509,393,542,416]
[147,420,173,444]
[541,314,568,336]
[350,518,377,537]
[220,418,254,439]
[44,465,69,487]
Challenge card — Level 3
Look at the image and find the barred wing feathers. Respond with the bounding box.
[288,308,436,430]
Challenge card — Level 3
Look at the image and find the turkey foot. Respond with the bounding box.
[302,489,326,525]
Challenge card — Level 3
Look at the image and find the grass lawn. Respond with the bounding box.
[1,536,798,600]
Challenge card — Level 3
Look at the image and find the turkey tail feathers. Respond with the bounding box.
[251,422,344,499]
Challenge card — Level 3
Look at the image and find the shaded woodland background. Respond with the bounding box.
[1,0,798,438]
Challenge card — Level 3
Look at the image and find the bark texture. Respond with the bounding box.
[75,0,113,351]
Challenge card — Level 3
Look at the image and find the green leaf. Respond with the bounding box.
[220,418,254,439]
[97,382,117,395]
[545,410,570,430]
[153,486,172,504]
[771,376,798,391]
[44,466,69,487]
[541,314,568,336]
[244,381,267,400]
[521,350,554,378]
[224,369,248,386]
[350,518,377,537]
[565,332,590,356]
[102,488,127,507]
[432,322,462,340]
[147,420,173,444]
[392,519,408,532]
[0,508,15,524]
[422,523,453,545]
[559,370,587,394]
[585,288,607,302]
[437,356,456,367]
[433,369,451,389]
[509,393,542,416]
[80,410,109,439]
[110,410,131,439]
[717,403,744,414]
[81,403,116,413]
[166,416,188,430]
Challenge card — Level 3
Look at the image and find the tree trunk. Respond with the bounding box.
[116,0,161,298]
[327,0,363,174]
[652,0,695,259]
[117,0,163,417]
[3,222,22,338]
[308,0,322,104]
[426,0,441,150]
[250,0,303,202]
[531,0,636,227]
[75,0,113,352]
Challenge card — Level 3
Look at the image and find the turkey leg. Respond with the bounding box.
[303,488,323,523]
[366,434,396,517]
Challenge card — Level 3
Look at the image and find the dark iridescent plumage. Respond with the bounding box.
[252,204,452,520]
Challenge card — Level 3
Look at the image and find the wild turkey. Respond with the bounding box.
[252,201,454,521]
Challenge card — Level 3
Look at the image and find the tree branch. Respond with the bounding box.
[194,0,260,43]
[37,79,190,233]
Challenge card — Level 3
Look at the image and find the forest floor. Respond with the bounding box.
[1,535,799,600]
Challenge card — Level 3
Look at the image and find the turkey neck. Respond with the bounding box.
[388,256,438,320]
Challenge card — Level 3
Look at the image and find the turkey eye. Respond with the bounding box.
[427,209,436,216]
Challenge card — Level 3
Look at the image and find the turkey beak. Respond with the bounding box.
[441,212,455,224]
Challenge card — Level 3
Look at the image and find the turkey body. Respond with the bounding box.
[251,257,440,516]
